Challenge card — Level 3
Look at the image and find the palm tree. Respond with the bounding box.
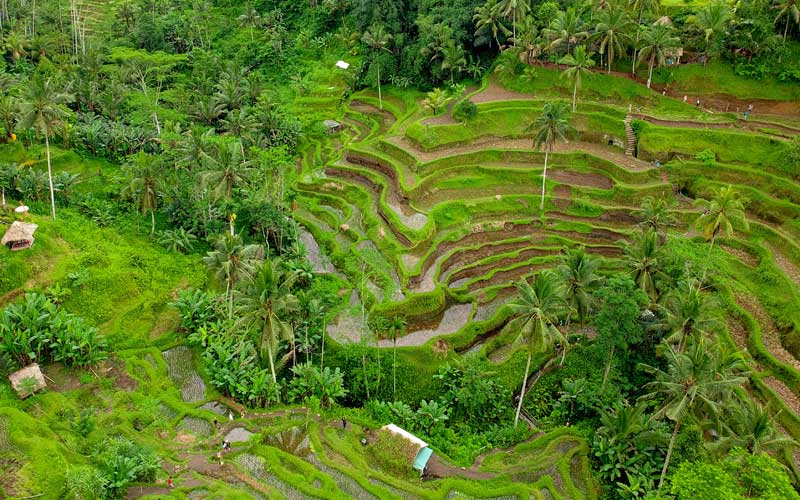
[123,152,163,238]
[636,21,680,88]
[236,259,300,386]
[507,272,566,427]
[639,339,749,491]
[238,4,261,42]
[694,185,749,255]
[387,315,407,400]
[593,5,634,73]
[203,233,263,319]
[657,279,721,351]
[440,42,467,83]
[773,0,800,42]
[0,94,17,142]
[2,31,28,61]
[526,102,574,210]
[497,0,531,45]
[694,2,731,62]
[711,399,797,456]
[545,8,588,55]
[422,87,451,115]
[557,246,601,326]
[632,195,677,235]
[200,140,253,201]
[362,25,392,110]
[559,45,596,111]
[17,76,71,219]
[622,228,665,302]
[627,0,660,74]
[473,0,508,50]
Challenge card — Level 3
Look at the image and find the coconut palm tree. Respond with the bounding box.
[440,42,467,83]
[361,25,392,110]
[545,8,588,55]
[497,0,531,45]
[473,0,508,50]
[622,228,666,302]
[593,5,634,73]
[203,233,263,319]
[694,2,731,62]
[557,246,601,326]
[639,339,749,491]
[123,152,163,238]
[507,271,566,427]
[773,0,800,42]
[694,185,749,255]
[200,140,253,201]
[711,399,797,456]
[526,102,574,210]
[636,21,680,88]
[559,45,596,111]
[238,4,261,42]
[387,315,407,400]
[17,76,71,219]
[631,195,677,235]
[656,279,721,351]
[0,94,17,142]
[236,259,300,387]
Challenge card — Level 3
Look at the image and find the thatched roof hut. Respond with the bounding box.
[1,221,37,251]
[8,363,46,398]
[323,120,343,134]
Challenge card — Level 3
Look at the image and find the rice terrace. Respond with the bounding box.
[1,0,800,499]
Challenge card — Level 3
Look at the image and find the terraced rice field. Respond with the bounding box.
[293,76,800,453]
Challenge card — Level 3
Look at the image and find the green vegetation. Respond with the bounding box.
[1,0,800,498]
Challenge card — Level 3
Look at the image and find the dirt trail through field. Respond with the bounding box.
[389,135,654,172]
[471,81,530,103]
[632,113,798,138]
[766,243,800,286]
[736,294,800,372]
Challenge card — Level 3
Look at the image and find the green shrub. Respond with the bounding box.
[452,100,478,123]
[694,149,716,166]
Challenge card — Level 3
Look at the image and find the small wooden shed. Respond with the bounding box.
[381,424,434,473]
[8,363,46,398]
[1,221,37,251]
[323,120,343,134]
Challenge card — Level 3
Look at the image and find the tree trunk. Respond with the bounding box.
[320,318,326,369]
[514,353,532,428]
[266,341,280,402]
[601,344,615,390]
[45,134,56,219]
[658,420,681,491]
[647,53,655,88]
[150,207,155,238]
[572,82,577,112]
[376,64,382,110]
[392,337,397,400]
[361,351,370,400]
[784,17,789,42]
[540,149,549,210]
[227,278,234,320]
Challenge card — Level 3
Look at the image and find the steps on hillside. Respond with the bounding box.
[624,115,636,157]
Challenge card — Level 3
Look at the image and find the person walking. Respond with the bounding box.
[341,417,347,429]
[683,95,688,103]
[695,98,701,108]
[167,476,175,489]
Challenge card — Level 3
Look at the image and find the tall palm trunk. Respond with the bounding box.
[376,64,382,110]
[658,420,681,491]
[150,207,155,238]
[392,336,397,400]
[646,52,655,88]
[572,82,577,111]
[227,278,234,320]
[266,341,281,402]
[45,134,56,219]
[514,353,532,428]
[540,149,549,210]
[320,318,326,369]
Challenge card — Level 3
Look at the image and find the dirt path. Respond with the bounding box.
[378,303,473,347]
[471,81,530,104]
[766,243,800,286]
[632,113,798,138]
[389,135,654,172]
[736,294,800,372]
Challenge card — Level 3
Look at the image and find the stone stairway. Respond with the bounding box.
[624,115,636,157]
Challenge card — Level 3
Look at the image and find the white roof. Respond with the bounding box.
[381,424,428,449]
[335,60,350,70]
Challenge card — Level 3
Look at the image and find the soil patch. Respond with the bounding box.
[299,229,336,274]
[766,243,800,286]
[736,294,800,372]
[471,81,530,104]
[99,357,138,392]
[720,244,759,268]
[379,303,473,347]
[552,185,571,210]
[549,169,614,190]
[41,363,82,392]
